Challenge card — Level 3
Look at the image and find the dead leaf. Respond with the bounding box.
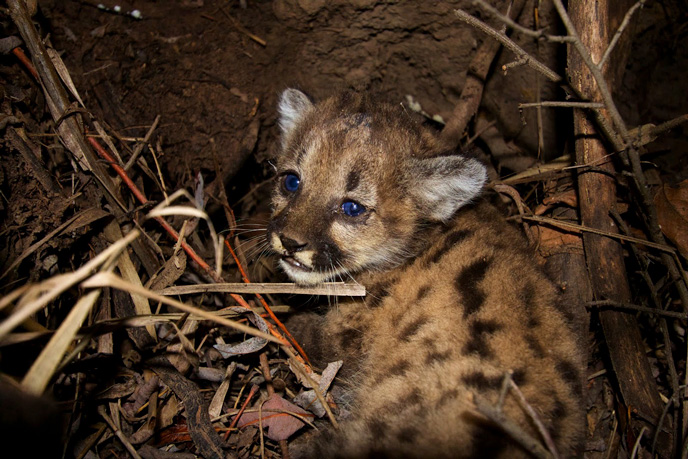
[535,226,583,257]
[159,394,181,429]
[123,372,159,418]
[654,181,688,257]
[535,189,578,215]
[235,394,313,441]
[96,377,137,399]
[294,360,342,417]
[213,307,270,357]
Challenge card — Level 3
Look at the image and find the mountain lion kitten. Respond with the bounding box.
[268,89,585,458]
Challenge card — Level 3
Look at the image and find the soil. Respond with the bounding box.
[39,0,571,187]
[1,0,687,457]
[33,0,688,187]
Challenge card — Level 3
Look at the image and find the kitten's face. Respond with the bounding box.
[267,90,486,285]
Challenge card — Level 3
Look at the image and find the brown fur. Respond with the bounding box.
[269,90,585,458]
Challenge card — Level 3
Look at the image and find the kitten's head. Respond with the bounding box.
[267,89,486,285]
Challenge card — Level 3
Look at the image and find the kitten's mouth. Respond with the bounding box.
[281,256,313,272]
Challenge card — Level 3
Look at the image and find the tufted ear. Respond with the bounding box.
[278,89,314,139]
[410,155,487,221]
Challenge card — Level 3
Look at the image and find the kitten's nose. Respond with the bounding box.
[280,235,307,253]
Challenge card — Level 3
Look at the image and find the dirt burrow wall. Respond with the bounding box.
[44,0,565,191]
[271,0,565,160]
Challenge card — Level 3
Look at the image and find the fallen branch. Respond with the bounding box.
[440,0,526,148]
[159,282,366,297]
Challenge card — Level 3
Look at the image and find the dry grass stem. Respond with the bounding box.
[0,230,140,340]
[516,215,677,253]
[21,289,102,395]
[81,272,281,344]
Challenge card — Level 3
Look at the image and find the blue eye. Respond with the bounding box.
[341,200,366,217]
[283,173,300,192]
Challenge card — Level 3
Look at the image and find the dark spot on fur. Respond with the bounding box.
[550,399,567,419]
[455,258,492,317]
[338,328,363,350]
[556,359,583,395]
[425,229,473,266]
[421,336,436,348]
[400,316,429,341]
[461,372,502,390]
[367,418,387,438]
[512,368,528,387]
[525,334,545,358]
[521,283,541,327]
[389,359,411,376]
[436,388,460,407]
[362,451,394,459]
[554,296,578,329]
[548,399,567,441]
[416,285,431,301]
[368,279,393,308]
[521,282,536,305]
[396,426,420,443]
[469,422,509,458]
[472,319,501,334]
[462,320,502,359]
[346,170,361,192]
[425,349,452,365]
[400,387,422,406]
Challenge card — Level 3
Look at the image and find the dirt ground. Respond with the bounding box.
[1,0,688,457]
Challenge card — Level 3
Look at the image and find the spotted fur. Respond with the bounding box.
[269,89,585,458]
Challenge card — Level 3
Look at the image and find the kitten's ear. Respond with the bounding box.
[278,89,314,138]
[410,155,487,221]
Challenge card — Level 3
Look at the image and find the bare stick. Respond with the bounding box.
[551,0,631,145]
[440,0,525,147]
[652,396,675,457]
[599,0,646,68]
[588,300,688,320]
[630,426,648,459]
[259,353,291,459]
[471,0,573,43]
[494,184,535,245]
[6,127,63,195]
[453,9,563,84]
[502,56,528,71]
[7,0,126,211]
[519,101,604,109]
[630,114,688,148]
[515,215,677,253]
[159,282,366,297]
[123,115,161,171]
[509,380,560,459]
[98,406,143,459]
[555,0,688,320]
[471,393,551,459]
